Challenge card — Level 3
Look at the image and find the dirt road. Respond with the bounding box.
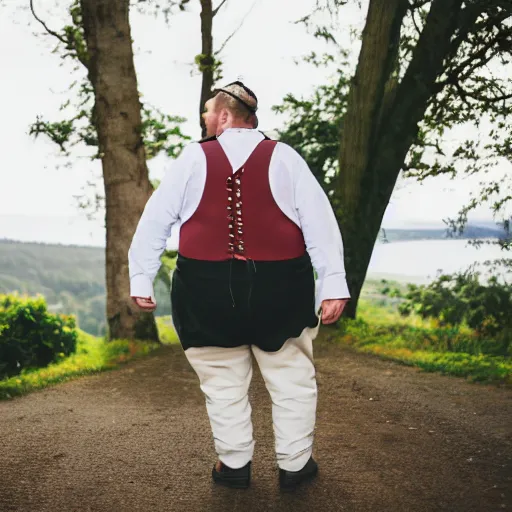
[0,339,510,511]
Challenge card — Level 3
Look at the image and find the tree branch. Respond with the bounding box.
[215,0,260,55]
[409,0,432,9]
[447,5,510,65]
[372,0,466,183]
[29,0,67,44]
[463,88,512,104]
[411,8,423,36]
[408,0,431,10]
[212,0,228,17]
[438,23,512,91]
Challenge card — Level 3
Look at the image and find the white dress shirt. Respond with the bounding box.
[128,128,350,311]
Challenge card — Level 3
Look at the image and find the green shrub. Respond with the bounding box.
[336,308,512,385]
[379,281,403,298]
[398,270,511,356]
[0,294,78,379]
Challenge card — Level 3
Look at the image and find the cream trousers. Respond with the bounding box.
[185,326,318,472]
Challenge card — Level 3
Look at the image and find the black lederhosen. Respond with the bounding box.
[171,252,319,352]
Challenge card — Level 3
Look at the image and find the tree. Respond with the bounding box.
[339,0,511,317]
[29,0,189,341]
[196,0,257,136]
[78,0,159,341]
[402,1,512,251]
[273,50,351,198]
[277,0,512,318]
[198,0,216,136]
[28,0,260,338]
[133,0,222,135]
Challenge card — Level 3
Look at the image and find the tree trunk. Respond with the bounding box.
[199,0,214,137]
[338,0,408,318]
[338,0,465,318]
[80,0,159,341]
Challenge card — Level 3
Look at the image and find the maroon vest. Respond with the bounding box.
[179,139,306,261]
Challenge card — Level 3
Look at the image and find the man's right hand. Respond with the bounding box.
[132,297,157,312]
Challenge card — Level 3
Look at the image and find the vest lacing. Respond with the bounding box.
[226,168,257,308]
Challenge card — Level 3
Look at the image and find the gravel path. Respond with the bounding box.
[1,339,510,512]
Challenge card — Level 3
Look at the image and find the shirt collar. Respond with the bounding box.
[222,128,257,134]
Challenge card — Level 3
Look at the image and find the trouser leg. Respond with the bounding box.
[252,327,318,472]
[185,345,254,469]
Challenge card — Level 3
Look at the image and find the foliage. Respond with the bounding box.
[333,299,511,385]
[273,50,351,198]
[30,79,190,161]
[0,294,78,379]
[155,250,177,289]
[29,0,191,217]
[0,240,172,337]
[156,315,180,345]
[278,1,512,224]
[141,107,191,159]
[0,328,161,400]
[379,283,403,299]
[194,52,223,83]
[276,1,512,320]
[398,268,512,344]
[399,2,512,245]
[295,0,351,44]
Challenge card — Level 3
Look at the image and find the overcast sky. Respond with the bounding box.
[0,0,508,247]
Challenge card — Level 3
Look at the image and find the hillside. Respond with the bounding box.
[0,239,171,336]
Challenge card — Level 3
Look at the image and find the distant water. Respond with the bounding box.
[367,239,509,284]
[1,215,509,284]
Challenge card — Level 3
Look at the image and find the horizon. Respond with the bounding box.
[0,213,503,250]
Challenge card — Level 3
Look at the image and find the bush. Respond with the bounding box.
[0,294,78,379]
[399,270,512,355]
[336,309,512,384]
[379,281,403,298]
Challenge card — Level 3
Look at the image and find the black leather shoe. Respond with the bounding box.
[279,457,318,490]
[212,461,251,489]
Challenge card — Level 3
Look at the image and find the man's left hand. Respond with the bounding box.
[132,297,157,312]
[321,299,349,324]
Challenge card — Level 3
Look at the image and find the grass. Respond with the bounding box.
[0,317,179,400]
[156,315,180,345]
[2,283,510,399]
[334,298,512,386]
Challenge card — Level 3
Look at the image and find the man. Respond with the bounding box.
[128,81,349,490]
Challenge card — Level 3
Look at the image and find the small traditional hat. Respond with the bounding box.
[213,81,258,114]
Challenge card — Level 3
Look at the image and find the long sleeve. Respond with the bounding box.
[287,146,350,311]
[128,143,200,300]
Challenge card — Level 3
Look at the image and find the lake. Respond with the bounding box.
[367,239,509,284]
